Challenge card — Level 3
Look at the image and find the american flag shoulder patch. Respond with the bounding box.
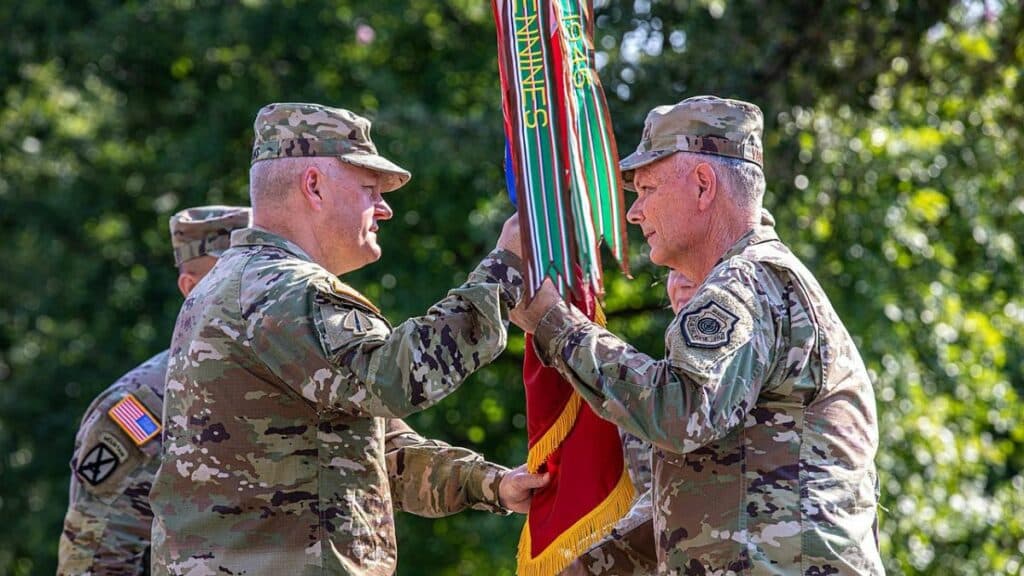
[107,393,161,446]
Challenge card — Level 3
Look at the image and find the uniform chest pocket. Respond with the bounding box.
[654,447,708,471]
[655,435,743,482]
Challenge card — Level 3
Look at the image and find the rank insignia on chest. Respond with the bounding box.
[107,393,161,446]
[681,299,739,349]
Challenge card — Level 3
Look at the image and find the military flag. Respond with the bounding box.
[493,1,632,574]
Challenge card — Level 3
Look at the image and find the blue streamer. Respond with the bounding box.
[504,139,517,205]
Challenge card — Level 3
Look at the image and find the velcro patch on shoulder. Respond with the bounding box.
[76,442,121,486]
[73,394,154,498]
[668,281,755,374]
[107,393,161,447]
[314,292,390,357]
[681,300,739,349]
[318,277,381,316]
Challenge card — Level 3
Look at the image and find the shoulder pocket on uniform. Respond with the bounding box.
[312,285,390,360]
[667,280,756,375]
[73,394,154,502]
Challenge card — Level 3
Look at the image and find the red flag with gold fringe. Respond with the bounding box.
[519,290,635,576]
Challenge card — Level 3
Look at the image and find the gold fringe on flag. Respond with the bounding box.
[516,468,636,576]
[526,393,582,473]
[525,302,606,474]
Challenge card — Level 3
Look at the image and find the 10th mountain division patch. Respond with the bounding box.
[76,443,120,486]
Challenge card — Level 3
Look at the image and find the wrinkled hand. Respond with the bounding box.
[498,464,550,514]
[496,213,522,258]
[510,279,560,334]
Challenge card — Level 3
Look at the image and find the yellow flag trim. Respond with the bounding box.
[526,393,582,473]
[516,468,635,576]
[525,303,606,474]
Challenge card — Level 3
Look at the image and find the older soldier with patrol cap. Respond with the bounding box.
[511,95,883,575]
[57,205,250,575]
[149,103,543,576]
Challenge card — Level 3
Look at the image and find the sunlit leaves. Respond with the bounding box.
[1,1,1022,575]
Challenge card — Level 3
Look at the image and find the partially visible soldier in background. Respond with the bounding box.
[57,206,251,575]
[620,269,699,504]
[621,270,700,484]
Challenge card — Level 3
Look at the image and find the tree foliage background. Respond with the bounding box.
[1,0,1021,574]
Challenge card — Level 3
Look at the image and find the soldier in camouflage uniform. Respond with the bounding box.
[511,96,884,575]
[57,206,251,575]
[149,103,545,576]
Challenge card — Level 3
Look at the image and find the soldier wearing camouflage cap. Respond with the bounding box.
[57,205,250,575]
[150,103,543,575]
[509,96,884,574]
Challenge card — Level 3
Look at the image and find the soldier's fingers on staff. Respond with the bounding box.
[500,465,551,513]
[514,470,551,490]
[521,280,561,330]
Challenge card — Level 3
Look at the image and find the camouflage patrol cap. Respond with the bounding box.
[250,102,411,193]
[620,95,763,190]
[169,205,251,267]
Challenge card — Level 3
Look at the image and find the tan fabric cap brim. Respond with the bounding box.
[339,153,411,193]
[619,149,677,191]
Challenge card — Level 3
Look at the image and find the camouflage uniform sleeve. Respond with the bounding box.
[619,430,651,494]
[58,482,153,575]
[384,419,510,517]
[253,249,523,418]
[577,489,657,575]
[533,262,775,453]
[58,391,160,575]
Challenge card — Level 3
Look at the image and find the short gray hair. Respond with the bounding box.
[677,153,765,211]
[249,156,338,206]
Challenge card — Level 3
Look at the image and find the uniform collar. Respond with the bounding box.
[718,208,780,262]
[230,227,316,262]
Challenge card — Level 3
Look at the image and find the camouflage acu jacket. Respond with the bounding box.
[620,431,652,497]
[150,227,523,576]
[536,218,883,575]
[58,350,168,576]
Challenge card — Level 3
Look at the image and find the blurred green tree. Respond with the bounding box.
[0,1,1020,574]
